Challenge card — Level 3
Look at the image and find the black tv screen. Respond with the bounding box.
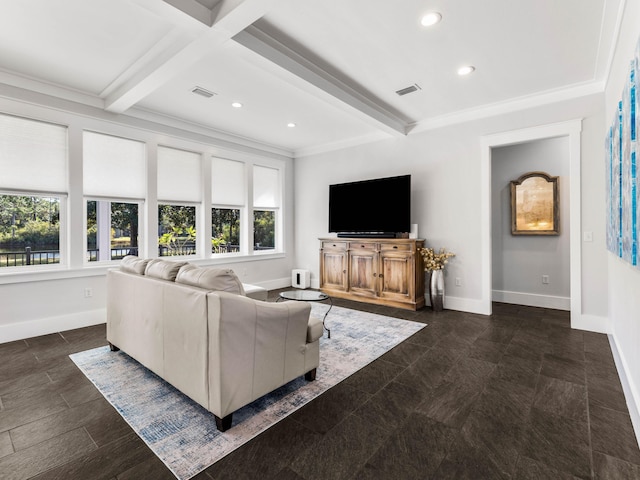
[329,175,411,236]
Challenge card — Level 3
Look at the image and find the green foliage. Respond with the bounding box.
[0,195,60,248]
[87,201,138,249]
[159,226,196,256]
[159,205,195,232]
[212,208,240,247]
[254,210,275,248]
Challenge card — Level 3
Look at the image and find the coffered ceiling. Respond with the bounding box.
[0,0,623,155]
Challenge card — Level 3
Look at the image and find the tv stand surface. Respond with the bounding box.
[336,232,398,238]
[319,237,425,310]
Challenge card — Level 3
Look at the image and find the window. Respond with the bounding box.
[83,131,146,198]
[212,208,240,253]
[86,201,139,262]
[158,204,196,257]
[212,158,245,255]
[0,194,61,267]
[253,165,280,252]
[83,131,146,262]
[253,210,275,250]
[0,113,68,268]
[157,147,201,257]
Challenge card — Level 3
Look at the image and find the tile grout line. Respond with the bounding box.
[584,340,595,480]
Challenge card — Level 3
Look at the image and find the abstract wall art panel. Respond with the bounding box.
[622,78,634,264]
[606,125,615,252]
[607,35,640,268]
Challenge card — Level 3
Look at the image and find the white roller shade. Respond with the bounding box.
[83,131,146,198]
[212,157,245,206]
[158,146,202,202]
[253,165,280,208]
[0,113,67,192]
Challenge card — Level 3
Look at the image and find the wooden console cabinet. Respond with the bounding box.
[319,238,425,310]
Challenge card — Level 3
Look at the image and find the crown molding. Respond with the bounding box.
[293,131,390,158]
[410,81,604,133]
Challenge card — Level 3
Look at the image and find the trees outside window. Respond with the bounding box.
[212,208,240,254]
[158,204,196,256]
[86,201,139,262]
[0,194,61,267]
[253,210,275,250]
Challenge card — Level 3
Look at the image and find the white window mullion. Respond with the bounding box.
[67,123,83,269]
[245,164,254,254]
[145,142,158,259]
[201,154,212,257]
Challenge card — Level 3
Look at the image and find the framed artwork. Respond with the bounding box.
[510,171,560,235]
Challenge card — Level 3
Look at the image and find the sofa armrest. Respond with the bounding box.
[207,292,312,418]
[307,315,324,343]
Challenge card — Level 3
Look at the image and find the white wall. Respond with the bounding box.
[603,0,640,446]
[491,137,570,310]
[0,90,296,343]
[295,94,606,321]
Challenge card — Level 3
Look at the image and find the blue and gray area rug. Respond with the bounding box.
[70,304,425,480]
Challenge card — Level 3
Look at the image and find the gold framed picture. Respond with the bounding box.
[510,171,559,235]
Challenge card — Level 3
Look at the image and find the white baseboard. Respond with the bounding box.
[572,313,608,333]
[0,309,106,344]
[254,276,292,291]
[609,333,640,449]
[492,289,570,311]
[443,295,491,315]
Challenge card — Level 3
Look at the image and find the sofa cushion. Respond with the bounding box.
[176,264,245,295]
[145,259,188,281]
[120,255,150,275]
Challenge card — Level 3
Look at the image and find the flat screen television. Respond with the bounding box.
[329,174,411,237]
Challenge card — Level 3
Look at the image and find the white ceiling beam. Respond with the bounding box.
[233,25,408,137]
[162,0,214,26]
[104,0,284,113]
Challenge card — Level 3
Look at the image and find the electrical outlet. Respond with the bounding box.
[84,287,93,298]
[542,275,549,284]
[455,277,462,287]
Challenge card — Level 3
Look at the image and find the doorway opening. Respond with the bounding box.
[480,120,583,329]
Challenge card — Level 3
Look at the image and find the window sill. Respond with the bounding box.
[0,251,286,285]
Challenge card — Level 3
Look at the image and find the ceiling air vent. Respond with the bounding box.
[191,86,216,98]
[395,84,422,96]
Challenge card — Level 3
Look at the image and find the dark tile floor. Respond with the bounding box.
[1,293,639,479]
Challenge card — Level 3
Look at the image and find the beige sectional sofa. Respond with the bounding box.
[106,256,322,431]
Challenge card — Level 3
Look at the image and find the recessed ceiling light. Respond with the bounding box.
[287,123,296,128]
[231,102,243,108]
[420,12,442,27]
[457,65,475,76]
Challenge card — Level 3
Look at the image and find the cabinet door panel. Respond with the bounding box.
[349,251,377,297]
[321,251,347,291]
[379,252,413,301]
